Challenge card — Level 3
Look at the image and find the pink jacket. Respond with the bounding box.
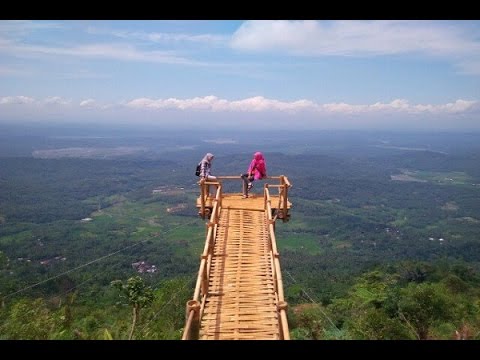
[247,152,267,180]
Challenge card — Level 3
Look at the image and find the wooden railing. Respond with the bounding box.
[264,183,290,339]
[183,175,292,340]
[182,183,222,340]
[197,175,291,221]
[264,175,291,222]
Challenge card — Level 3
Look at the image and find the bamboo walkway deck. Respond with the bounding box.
[199,207,279,340]
[197,193,291,212]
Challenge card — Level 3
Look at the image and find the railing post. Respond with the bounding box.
[201,255,208,296]
[200,178,206,219]
[184,300,201,340]
[277,301,289,340]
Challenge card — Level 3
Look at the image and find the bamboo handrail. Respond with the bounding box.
[185,183,223,339]
[184,175,291,340]
[264,185,290,339]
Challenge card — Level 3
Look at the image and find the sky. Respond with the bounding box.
[1,20,480,131]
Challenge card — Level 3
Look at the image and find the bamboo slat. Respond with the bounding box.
[198,208,280,340]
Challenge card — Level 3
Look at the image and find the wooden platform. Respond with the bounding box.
[197,193,292,212]
[199,208,279,340]
[182,176,292,340]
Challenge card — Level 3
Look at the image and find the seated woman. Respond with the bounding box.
[198,153,217,197]
[241,151,267,198]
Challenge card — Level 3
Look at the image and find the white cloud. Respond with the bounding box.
[87,26,228,46]
[126,96,319,112]
[2,95,476,117]
[322,99,477,114]
[435,99,477,113]
[0,20,63,36]
[231,20,480,74]
[43,96,71,105]
[61,69,111,79]
[0,22,231,70]
[126,95,477,115]
[455,59,480,75]
[0,96,35,104]
[2,95,478,130]
[0,41,206,66]
[79,99,96,107]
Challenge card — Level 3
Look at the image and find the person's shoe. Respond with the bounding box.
[242,194,248,199]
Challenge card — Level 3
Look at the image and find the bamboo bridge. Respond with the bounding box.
[182,175,292,340]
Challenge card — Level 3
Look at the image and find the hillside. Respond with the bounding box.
[1,127,480,339]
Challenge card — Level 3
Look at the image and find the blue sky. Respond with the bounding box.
[1,20,479,130]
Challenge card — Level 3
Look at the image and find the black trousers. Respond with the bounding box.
[241,174,254,195]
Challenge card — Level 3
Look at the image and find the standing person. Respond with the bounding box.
[198,153,217,196]
[241,151,267,198]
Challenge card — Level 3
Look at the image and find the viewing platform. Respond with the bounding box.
[183,175,292,340]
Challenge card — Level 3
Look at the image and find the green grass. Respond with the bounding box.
[279,234,323,254]
[411,171,472,185]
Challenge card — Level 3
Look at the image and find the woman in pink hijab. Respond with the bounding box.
[241,151,267,198]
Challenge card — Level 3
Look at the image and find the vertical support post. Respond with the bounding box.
[282,176,288,222]
[200,178,206,219]
[201,255,208,296]
[277,301,289,340]
[264,183,268,209]
[184,300,201,340]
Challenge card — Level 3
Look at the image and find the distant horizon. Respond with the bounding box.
[1,20,479,130]
[2,121,480,138]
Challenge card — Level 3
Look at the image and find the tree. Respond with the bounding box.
[396,282,455,339]
[111,276,154,340]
